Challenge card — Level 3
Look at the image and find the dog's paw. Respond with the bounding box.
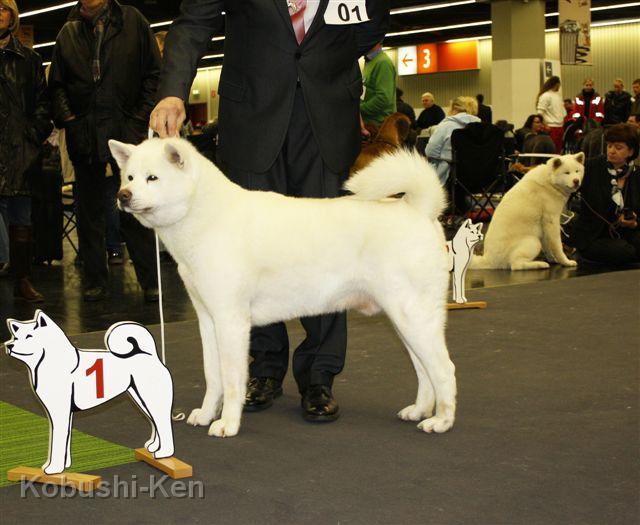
[417,416,454,434]
[145,435,160,453]
[153,446,174,459]
[562,259,578,267]
[187,408,215,427]
[397,404,432,422]
[43,462,65,475]
[208,418,239,438]
[65,456,72,469]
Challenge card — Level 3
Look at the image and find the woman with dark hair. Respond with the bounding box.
[515,114,545,151]
[572,123,640,265]
[536,76,565,153]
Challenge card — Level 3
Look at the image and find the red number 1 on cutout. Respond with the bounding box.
[86,358,105,398]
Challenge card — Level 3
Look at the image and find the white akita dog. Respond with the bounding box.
[108,138,456,438]
[472,153,584,270]
[4,310,174,474]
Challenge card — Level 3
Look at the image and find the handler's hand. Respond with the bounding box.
[150,97,186,138]
[617,211,638,229]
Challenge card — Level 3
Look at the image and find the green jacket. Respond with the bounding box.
[361,50,396,125]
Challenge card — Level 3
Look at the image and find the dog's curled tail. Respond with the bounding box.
[104,322,159,360]
[344,149,446,221]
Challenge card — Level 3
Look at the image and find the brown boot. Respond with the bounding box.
[9,225,45,303]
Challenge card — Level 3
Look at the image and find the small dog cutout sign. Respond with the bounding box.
[4,310,175,476]
[447,219,484,305]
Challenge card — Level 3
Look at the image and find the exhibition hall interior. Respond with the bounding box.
[0,0,638,523]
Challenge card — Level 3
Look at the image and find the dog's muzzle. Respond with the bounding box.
[117,189,132,206]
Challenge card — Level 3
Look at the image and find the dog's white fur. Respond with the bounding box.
[108,138,457,438]
[472,153,585,270]
[4,311,174,474]
[447,219,483,303]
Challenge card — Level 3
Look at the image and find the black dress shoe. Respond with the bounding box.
[301,385,340,422]
[144,287,160,303]
[244,377,282,412]
[83,286,107,302]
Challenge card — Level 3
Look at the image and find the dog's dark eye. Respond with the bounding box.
[26,334,32,339]
[127,175,133,181]
[147,175,158,182]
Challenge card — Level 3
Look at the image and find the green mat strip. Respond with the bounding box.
[0,401,135,487]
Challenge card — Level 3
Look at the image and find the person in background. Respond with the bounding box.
[48,0,161,302]
[515,114,546,151]
[425,96,480,185]
[536,76,564,154]
[150,0,390,422]
[604,78,632,126]
[570,77,604,125]
[629,78,640,118]
[0,0,52,302]
[476,93,492,124]
[416,92,445,131]
[395,88,416,128]
[572,123,639,265]
[626,114,640,167]
[563,98,573,116]
[360,41,396,126]
[512,114,555,170]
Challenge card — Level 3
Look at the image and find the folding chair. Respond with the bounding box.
[61,182,79,255]
[448,123,506,220]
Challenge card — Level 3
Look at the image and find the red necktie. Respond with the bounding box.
[290,0,307,45]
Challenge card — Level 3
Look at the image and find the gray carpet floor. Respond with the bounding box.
[1,270,638,524]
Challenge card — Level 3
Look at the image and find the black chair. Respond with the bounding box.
[61,182,78,255]
[448,122,506,220]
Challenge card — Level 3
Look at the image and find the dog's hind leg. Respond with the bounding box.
[128,387,159,453]
[207,310,250,438]
[185,285,223,427]
[509,237,550,270]
[387,301,456,433]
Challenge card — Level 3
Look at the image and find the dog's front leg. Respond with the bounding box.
[543,219,576,267]
[42,401,72,474]
[186,287,223,427]
[207,311,250,438]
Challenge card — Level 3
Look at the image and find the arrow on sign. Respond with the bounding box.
[402,54,414,67]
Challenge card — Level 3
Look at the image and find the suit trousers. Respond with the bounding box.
[220,86,348,393]
[74,161,157,290]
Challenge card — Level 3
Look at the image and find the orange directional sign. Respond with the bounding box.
[397,46,417,76]
[397,41,479,76]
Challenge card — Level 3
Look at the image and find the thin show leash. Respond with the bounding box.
[147,128,185,422]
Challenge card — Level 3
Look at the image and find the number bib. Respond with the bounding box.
[324,1,370,25]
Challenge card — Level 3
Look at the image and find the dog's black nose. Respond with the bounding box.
[118,189,132,205]
[573,178,580,187]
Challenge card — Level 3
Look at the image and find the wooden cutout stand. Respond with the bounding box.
[447,301,487,310]
[7,466,101,491]
[134,448,193,479]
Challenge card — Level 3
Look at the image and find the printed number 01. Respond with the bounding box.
[338,3,363,22]
[422,49,431,69]
[86,358,105,398]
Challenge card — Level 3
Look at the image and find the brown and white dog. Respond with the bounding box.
[351,113,412,174]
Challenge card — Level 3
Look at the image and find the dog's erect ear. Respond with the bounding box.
[35,310,50,329]
[574,152,585,165]
[395,116,411,141]
[7,319,19,335]
[462,218,472,228]
[473,223,482,233]
[551,157,563,170]
[109,140,136,170]
[164,141,185,169]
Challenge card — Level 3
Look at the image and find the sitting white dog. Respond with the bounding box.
[472,153,584,270]
[108,138,457,438]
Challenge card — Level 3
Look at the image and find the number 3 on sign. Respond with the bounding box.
[324,0,370,25]
[422,48,431,69]
[86,358,105,398]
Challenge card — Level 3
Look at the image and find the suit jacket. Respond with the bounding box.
[572,156,640,250]
[158,0,389,173]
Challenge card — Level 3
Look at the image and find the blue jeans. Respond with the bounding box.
[0,196,32,262]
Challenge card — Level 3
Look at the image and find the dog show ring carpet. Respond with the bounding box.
[0,270,638,524]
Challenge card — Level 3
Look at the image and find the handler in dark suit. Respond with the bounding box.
[151,0,389,421]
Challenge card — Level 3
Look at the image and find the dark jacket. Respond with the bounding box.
[158,0,389,174]
[604,90,632,125]
[49,1,161,164]
[396,98,416,128]
[416,104,445,131]
[0,35,52,196]
[477,103,492,125]
[572,156,640,251]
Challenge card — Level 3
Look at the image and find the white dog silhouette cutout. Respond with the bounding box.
[4,311,174,475]
[447,219,483,304]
